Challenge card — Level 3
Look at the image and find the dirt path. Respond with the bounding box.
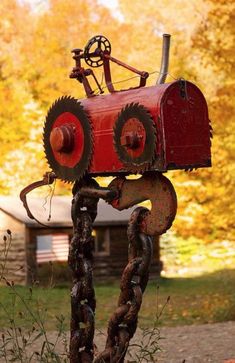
[141,321,235,363]
[1,321,235,362]
[83,321,235,362]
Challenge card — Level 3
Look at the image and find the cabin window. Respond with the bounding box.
[36,234,69,263]
[93,228,110,256]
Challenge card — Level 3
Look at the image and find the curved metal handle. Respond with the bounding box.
[19,172,56,227]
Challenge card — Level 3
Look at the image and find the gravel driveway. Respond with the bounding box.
[85,321,235,362]
[1,321,235,362]
[145,321,235,363]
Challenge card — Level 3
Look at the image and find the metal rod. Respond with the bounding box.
[156,33,171,84]
[79,186,118,202]
[103,53,149,79]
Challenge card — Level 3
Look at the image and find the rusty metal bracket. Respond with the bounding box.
[74,172,177,236]
[78,185,119,202]
[108,172,177,236]
[19,171,56,227]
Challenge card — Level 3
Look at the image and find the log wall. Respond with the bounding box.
[0,211,26,285]
[93,226,162,281]
[0,211,162,285]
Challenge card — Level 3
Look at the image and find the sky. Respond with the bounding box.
[20,0,120,13]
[19,0,124,20]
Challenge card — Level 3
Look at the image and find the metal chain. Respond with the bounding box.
[68,177,153,363]
[94,206,153,363]
[68,177,99,363]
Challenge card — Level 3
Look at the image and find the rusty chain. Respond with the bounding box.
[69,177,153,363]
[94,207,153,362]
[68,177,99,363]
[19,172,169,362]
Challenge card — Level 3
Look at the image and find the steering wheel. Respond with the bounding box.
[84,35,111,68]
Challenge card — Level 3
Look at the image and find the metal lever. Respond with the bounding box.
[102,51,149,92]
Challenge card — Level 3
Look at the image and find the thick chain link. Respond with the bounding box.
[94,207,153,363]
[68,177,99,363]
[69,177,153,363]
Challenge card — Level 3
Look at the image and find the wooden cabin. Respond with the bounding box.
[0,196,162,285]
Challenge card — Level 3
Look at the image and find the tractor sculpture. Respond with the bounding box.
[20,34,212,362]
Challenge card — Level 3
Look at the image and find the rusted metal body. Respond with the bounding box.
[20,34,212,362]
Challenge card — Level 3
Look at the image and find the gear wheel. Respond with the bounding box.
[43,96,93,182]
[113,103,156,173]
[84,35,111,68]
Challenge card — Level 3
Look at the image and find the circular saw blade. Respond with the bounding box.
[43,96,93,182]
[113,102,157,173]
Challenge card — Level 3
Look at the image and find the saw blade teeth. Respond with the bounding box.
[113,103,157,174]
[43,96,93,183]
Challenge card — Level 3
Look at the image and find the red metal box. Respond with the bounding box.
[45,79,211,181]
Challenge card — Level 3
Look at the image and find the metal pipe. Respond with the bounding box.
[79,186,118,202]
[156,33,171,84]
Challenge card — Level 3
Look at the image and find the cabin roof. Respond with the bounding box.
[0,196,138,228]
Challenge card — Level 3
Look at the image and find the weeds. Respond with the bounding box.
[0,230,169,362]
[127,287,170,362]
[0,279,69,362]
[0,230,69,362]
[0,230,186,362]
[0,229,12,281]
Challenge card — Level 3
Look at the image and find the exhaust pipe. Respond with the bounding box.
[156,33,171,84]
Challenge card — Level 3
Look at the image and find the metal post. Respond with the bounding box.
[156,33,171,84]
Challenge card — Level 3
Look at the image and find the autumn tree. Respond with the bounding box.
[0,1,35,176]
[183,0,235,241]
[119,0,235,242]
[0,0,234,243]
[0,0,123,193]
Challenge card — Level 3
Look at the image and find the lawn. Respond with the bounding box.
[0,269,235,330]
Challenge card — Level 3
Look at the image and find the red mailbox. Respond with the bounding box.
[43,35,211,182]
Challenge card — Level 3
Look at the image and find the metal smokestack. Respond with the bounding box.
[156,33,171,84]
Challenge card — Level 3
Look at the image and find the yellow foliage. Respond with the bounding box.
[0,0,234,242]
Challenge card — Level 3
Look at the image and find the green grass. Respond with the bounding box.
[1,269,235,330]
[141,269,235,327]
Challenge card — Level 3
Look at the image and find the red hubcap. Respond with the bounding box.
[120,118,146,158]
[50,124,75,153]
